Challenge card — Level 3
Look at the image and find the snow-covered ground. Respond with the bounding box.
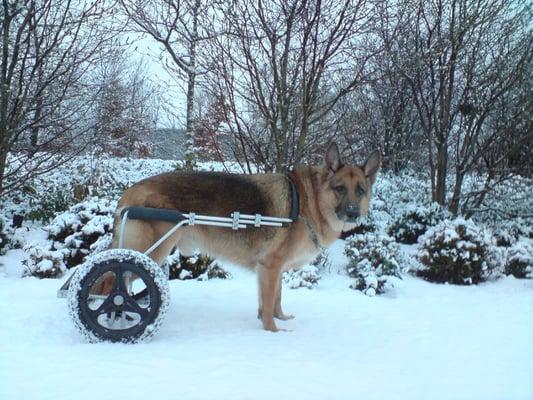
[1,243,532,400]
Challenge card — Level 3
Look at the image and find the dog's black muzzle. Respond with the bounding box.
[345,204,360,220]
[337,204,360,222]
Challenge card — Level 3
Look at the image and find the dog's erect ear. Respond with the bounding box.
[325,142,343,173]
[363,150,381,184]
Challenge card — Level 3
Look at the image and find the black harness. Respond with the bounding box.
[286,172,300,225]
[286,172,325,250]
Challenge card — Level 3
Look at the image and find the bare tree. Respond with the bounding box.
[0,0,120,196]
[335,5,423,173]
[458,63,533,217]
[206,0,373,172]
[91,51,160,158]
[386,0,531,211]
[120,0,215,168]
[446,2,532,214]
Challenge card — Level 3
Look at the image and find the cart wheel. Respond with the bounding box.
[67,249,170,343]
[162,261,170,280]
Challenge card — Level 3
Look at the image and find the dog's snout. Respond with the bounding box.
[345,204,359,219]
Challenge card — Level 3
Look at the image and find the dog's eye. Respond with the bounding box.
[357,184,366,196]
[333,185,346,195]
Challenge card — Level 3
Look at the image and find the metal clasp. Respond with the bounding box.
[232,212,240,230]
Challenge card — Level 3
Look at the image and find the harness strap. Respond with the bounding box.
[286,172,324,250]
[286,172,300,224]
[300,215,326,251]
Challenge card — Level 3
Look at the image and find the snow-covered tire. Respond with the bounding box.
[162,261,170,280]
[67,249,170,343]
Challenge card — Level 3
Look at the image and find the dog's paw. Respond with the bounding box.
[266,326,293,333]
[274,313,295,321]
[261,318,279,332]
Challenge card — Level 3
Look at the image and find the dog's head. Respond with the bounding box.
[319,142,380,231]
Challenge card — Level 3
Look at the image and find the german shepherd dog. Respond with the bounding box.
[109,143,380,332]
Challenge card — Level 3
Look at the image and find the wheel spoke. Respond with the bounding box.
[123,295,148,318]
[119,311,128,328]
[111,268,126,293]
[89,295,114,317]
[108,311,117,328]
[132,287,149,301]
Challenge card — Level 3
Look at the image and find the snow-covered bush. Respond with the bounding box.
[492,219,533,247]
[312,251,332,272]
[47,198,116,268]
[22,245,67,278]
[372,172,431,220]
[9,227,30,250]
[283,265,321,289]
[0,218,7,255]
[0,217,28,254]
[467,175,533,229]
[166,251,230,280]
[282,250,339,289]
[493,229,516,247]
[417,218,495,285]
[388,203,451,244]
[505,238,533,279]
[339,214,381,240]
[344,232,402,296]
[352,215,377,234]
[26,186,71,222]
[483,245,508,279]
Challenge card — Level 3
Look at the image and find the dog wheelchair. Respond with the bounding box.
[58,207,294,343]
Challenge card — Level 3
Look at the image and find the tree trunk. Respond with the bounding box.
[184,0,200,170]
[434,140,448,205]
[0,9,10,196]
[0,147,7,195]
[185,70,196,169]
[31,97,43,147]
[449,169,465,215]
[293,108,309,168]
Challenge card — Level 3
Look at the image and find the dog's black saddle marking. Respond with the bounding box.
[121,207,187,224]
[120,175,299,228]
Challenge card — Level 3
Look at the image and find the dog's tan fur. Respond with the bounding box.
[108,143,380,331]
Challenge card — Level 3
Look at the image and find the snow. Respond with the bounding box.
[1,253,532,400]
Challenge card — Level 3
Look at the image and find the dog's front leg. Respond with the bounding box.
[274,275,294,321]
[257,263,282,332]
